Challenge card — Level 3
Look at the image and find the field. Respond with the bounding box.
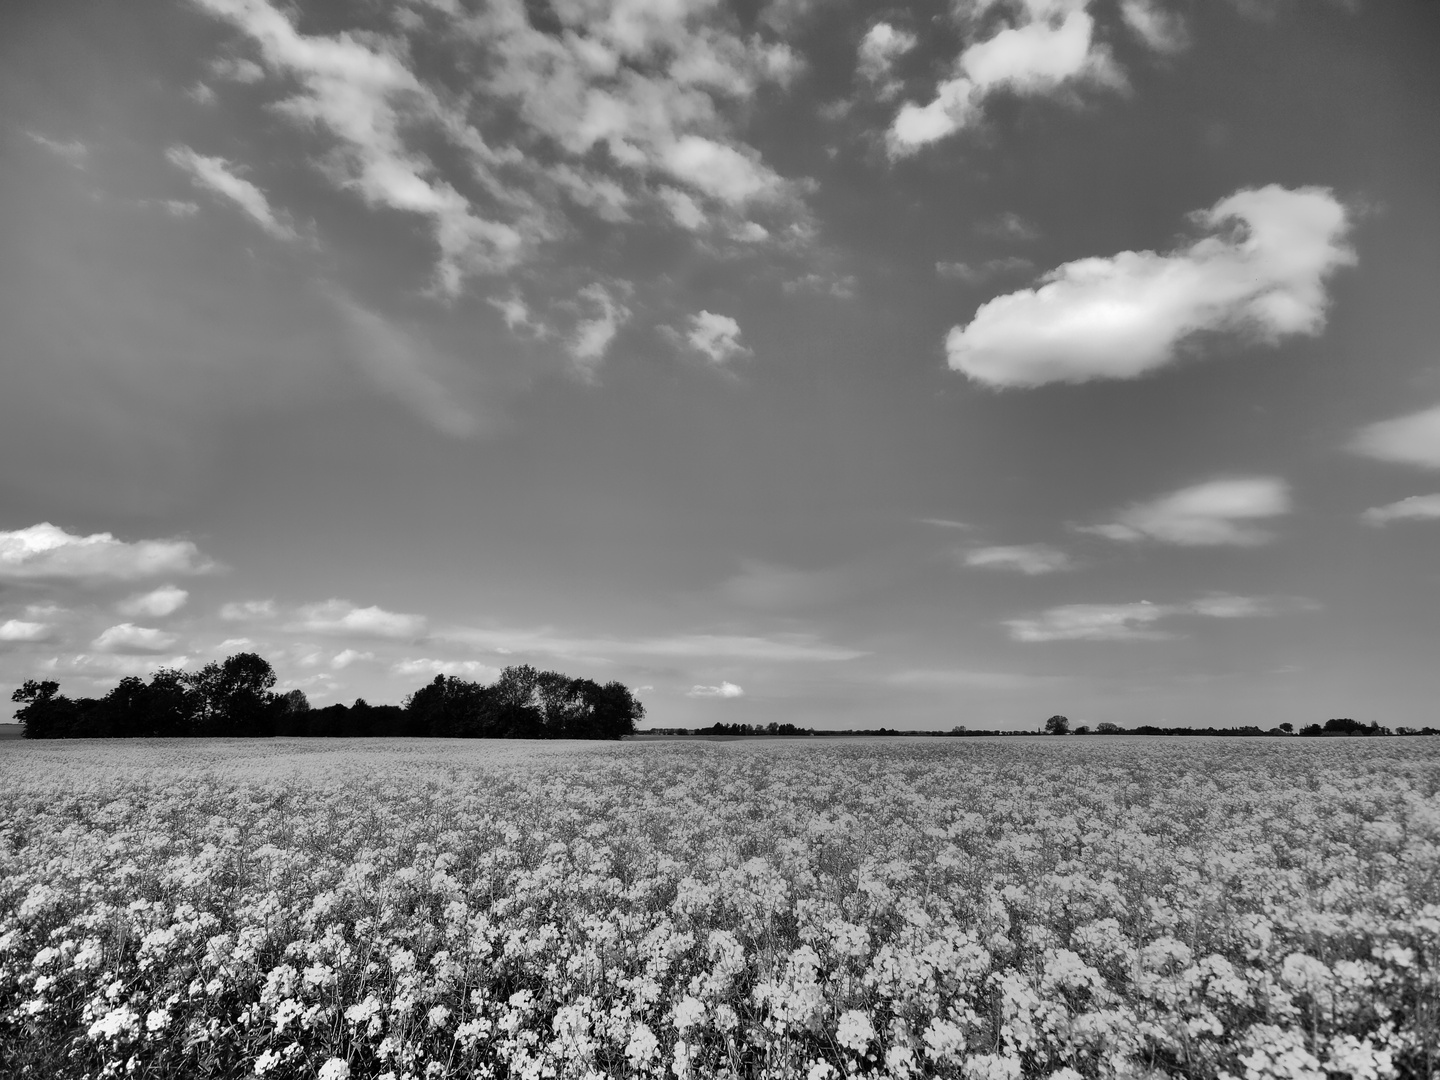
[1,738,1436,1080]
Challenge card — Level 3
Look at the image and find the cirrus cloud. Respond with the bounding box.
[1350,403,1440,470]
[1082,477,1290,547]
[947,186,1354,387]
[964,543,1073,575]
[1360,494,1440,527]
[1007,593,1306,642]
[166,146,297,240]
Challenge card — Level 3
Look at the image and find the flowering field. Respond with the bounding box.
[1,738,1437,1080]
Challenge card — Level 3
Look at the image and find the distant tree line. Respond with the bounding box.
[1048,715,1436,737]
[9,652,644,740]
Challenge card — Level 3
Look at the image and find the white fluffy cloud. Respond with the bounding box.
[569,284,631,374]
[187,0,808,303]
[1084,477,1290,547]
[292,600,427,640]
[0,620,53,643]
[965,544,1072,574]
[330,649,374,670]
[1351,403,1440,469]
[1007,594,1300,642]
[166,146,296,240]
[0,524,214,582]
[92,623,181,654]
[686,681,745,698]
[1361,494,1440,527]
[118,585,189,619]
[888,3,1118,156]
[682,311,750,365]
[947,186,1354,387]
[857,22,917,99]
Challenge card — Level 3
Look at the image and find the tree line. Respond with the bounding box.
[9,652,644,740]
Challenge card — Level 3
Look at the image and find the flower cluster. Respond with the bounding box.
[1,737,1436,1079]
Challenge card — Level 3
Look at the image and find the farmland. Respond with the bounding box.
[1,738,1436,1080]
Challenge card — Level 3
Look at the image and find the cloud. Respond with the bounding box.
[937,257,1035,285]
[947,186,1355,387]
[439,626,863,663]
[330,648,375,669]
[1007,594,1305,642]
[1119,0,1189,52]
[1084,477,1290,547]
[977,212,1040,242]
[1350,403,1440,469]
[187,0,811,301]
[888,4,1119,156]
[887,669,1062,690]
[292,600,427,640]
[166,146,297,240]
[680,311,750,365]
[916,518,974,530]
[1361,494,1440,527]
[720,560,861,610]
[965,544,1073,575]
[220,599,276,621]
[392,657,502,680]
[568,284,631,374]
[26,132,88,167]
[857,22,917,99]
[331,291,484,437]
[42,653,191,679]
[0,620,53,643]
[0,523,214,582]
[92,623,181,654]
[686,681,744,698]
[190,0,524,297]
[118,585,189,618]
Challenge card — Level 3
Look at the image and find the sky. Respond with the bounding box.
[2,0,1438,731]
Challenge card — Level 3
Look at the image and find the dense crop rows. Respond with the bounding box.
[1,738,1437,1080]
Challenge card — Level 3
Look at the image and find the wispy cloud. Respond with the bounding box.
[1351,403,1440,469]
[166,146,296,240]
[439,626,863,663]
[947,186,1354,387]
[1082,477,1290,547]
[857,22,917,101]
[1007,594,1309,642]
[392,657,502,680]
[887,668,1063,690]
[291,600,427,641]
[964,544,1073,575]
[0,524,215,582]
[936,257,1035,285]
[686,681,744,698]
[330,291,485,438]
[117,585,189,618]
[569,284,631,376]
[219,600,276,622]
[91,623,181,654]
[26,132,88,167]
[1361,494,1440,526]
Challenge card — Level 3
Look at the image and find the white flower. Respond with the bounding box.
[428,1004,452,1028]
[672,996,705,1033]
[626,1022,660,1067]
[145,1008,170,1033]
[254,1048,281,1075]
[835,1010,875,1054]
[317,1058,350,1080]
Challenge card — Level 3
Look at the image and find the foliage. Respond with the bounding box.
[1,739,1436,1080]
[1044,714,1071,735]
[11,654,643,741]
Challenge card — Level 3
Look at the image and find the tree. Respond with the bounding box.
[188,652,278,736]
[1044,714,1071,735]
[11,680,68,739]
[1096,722,1121,735]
